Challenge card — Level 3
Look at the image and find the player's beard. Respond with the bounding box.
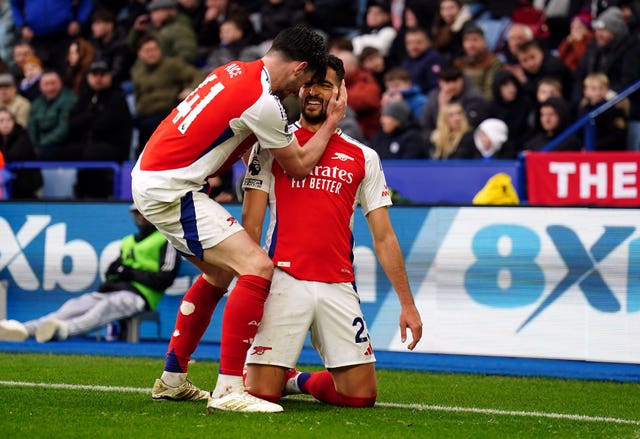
[302,99,327,125]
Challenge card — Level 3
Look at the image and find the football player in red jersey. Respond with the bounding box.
[241,55,423,408]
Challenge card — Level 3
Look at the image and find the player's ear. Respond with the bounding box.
[293,61,308,76]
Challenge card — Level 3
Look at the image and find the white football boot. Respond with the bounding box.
[207,391,283,413]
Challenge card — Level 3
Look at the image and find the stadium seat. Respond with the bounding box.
[118,310,162,343]
[0,280,7,320]
[41,168,77,199]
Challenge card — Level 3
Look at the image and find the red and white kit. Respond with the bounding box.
[243,124,392,368]
[131,60,293,256]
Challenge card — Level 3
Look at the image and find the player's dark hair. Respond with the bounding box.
[270,25,328,77]
[327,54,345,82]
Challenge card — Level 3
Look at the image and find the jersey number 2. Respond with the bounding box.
[352,317,369,343]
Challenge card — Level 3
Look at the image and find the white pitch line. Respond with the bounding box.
[0,380,151,394]
[1,380,639,426]
[376,402,640,425]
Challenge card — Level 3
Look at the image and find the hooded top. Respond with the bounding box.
[524,97,582,151]
[489,69,534,151]
[474,118,508,158]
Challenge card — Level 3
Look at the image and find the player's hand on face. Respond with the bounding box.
[400,304,423,350]
[325,79,348,125]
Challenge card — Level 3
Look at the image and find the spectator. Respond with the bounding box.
[89,8,135,85]
[431,0,473,61]
[499,22,533,79]
[531,0,581,50]
[557,12,594,72]
[351,0,397,57]
[399,26,445,94]
[535,76,563,104]
[328,35,354,54]
[27,69,77,160]
[0,203,181,343]
[516,39,575,102]
[197,0,254,55]
[201,16,252,72]
[130,35,205,157]
[305,0,359,38]
[18,54,42,101]
[574,6,640,150]
[527,76,565,138]
[386,0,440,67]
[454,117,515,159]
[177,0,205,31]
[575,6,638,94]
[257,0,308,42]
[127,0,198,64]
[335,49,382,141]
[618,0,640,35]
[0,0,14,65]
[454,22,503,100]
[0,107,42,198]
[0,72,31,127]
[62,37,96,96]
[381,66,427,119]
[8,40,34,84]
[427,100,473,159]
[489,69,535,153]
[9,0,94,72]
[577,72,629,151]
[370,100,426,159]
[420,63,489,142]
[523,96,582,151]
[68,60,133,198]
[358,46,387,90]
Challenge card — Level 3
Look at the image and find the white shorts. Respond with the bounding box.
[246,268,376,369]
[132,188,243,259]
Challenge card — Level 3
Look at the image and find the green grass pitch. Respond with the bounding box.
[1,353,639,438]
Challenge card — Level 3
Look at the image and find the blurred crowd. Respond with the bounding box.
[0,0,639,200]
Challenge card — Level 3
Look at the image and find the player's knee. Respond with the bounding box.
[250,252,274,279]
[338,392,377,408]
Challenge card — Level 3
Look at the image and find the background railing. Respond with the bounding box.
[542,79,640,152]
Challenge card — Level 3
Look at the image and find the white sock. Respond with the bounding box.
[56,320,69,340]
[161,371,187,387]
[211,374,243,398]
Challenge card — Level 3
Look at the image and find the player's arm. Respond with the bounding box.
[270,81,347,179]
[366,206,423,350]
[242,188,269,245]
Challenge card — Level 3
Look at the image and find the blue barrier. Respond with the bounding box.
[380,159,523,203]
[6,161,122,199]
[7,159,526,204]
[232,159,524,204]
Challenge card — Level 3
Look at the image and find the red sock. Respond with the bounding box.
[246,391,280,403]
[164,275,226,373]
[300,370,377,407]
[219,274,270,376]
